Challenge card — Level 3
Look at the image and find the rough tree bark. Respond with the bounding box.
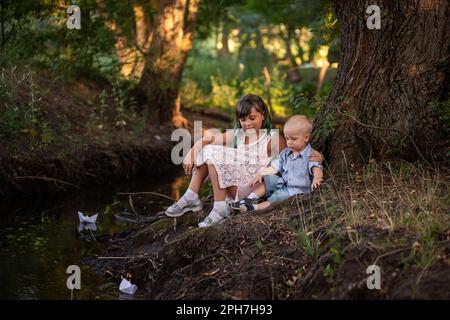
[138,0,200,127]
[97,1,153,80]
[313,0,450,166]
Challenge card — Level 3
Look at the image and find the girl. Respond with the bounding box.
[165,94,322,227]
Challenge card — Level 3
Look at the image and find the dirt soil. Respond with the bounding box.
[88,171,450,300]
[0,69,231,201]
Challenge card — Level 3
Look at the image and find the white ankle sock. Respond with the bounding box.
[183,188,199,201]
[247,192,259,200]
[213,201,228,213]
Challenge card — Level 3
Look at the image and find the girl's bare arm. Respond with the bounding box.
[182,130,235,174]
[267,133,287,157]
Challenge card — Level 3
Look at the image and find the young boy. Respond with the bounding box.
[233,115,323,212]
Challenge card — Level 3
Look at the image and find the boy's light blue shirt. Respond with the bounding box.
[271,144,323,196]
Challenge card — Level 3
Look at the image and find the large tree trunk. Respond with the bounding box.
[313,0,450,167]
[283,26,301,82]
[138,0,200,126]
[97,1,153,80]
[218,21,230,57]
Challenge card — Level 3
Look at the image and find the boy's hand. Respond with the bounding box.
[311,177,323,191]
[251,165,277,186]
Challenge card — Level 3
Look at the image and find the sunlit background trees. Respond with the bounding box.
[0,0,339,125]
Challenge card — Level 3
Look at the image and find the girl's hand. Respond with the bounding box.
[311,177,323,191]
[183,163,194,175]
[309,149,324,164]
[182,151,196,175]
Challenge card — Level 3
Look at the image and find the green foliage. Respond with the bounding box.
[195,0,243,40]
[318,235,344,285]
[319,81,333,97]
[429,98,450,135]
[296,228,318,258]
[0,0,121,82]
[183,39,337,118]
[180,79,209,108]
[322,263,334,283]
[208,77,239,112]
[182,57,335,119]
[184,45,240,93]
[85,81,138,143]
[255,238,267,256]
[309,3,339,47]
[0,66,54,150]
[183,0,337,118]
[312,106,336,143]
[185,64,300,117]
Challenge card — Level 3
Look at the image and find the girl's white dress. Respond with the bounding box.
[195,129,277,191]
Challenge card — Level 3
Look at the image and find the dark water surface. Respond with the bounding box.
[0,173,201,300]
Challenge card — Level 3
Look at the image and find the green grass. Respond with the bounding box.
[292,161,449,278]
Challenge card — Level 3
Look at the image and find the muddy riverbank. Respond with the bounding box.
[0,67,233,202]
[90,163,450,299]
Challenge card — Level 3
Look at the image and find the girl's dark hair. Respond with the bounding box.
[235,94,272,131]
[234,94,272,147]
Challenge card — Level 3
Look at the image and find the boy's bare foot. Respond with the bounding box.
[240,200,271,213]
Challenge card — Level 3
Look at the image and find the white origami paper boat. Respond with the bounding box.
[77,223,98,232]
[119,278,138,295]
[78,211,98,224]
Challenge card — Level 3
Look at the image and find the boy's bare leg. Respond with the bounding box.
[207,163,227,201]
[227,186,237,200]
[256,201,271,210]
[188,164,208,193]
[250,182,266,198]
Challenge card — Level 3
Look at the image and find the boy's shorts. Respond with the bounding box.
[263,175,291,204]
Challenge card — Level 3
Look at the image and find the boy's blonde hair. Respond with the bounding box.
[284,115,313,135]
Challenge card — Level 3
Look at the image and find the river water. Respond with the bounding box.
[0,173,205,300]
